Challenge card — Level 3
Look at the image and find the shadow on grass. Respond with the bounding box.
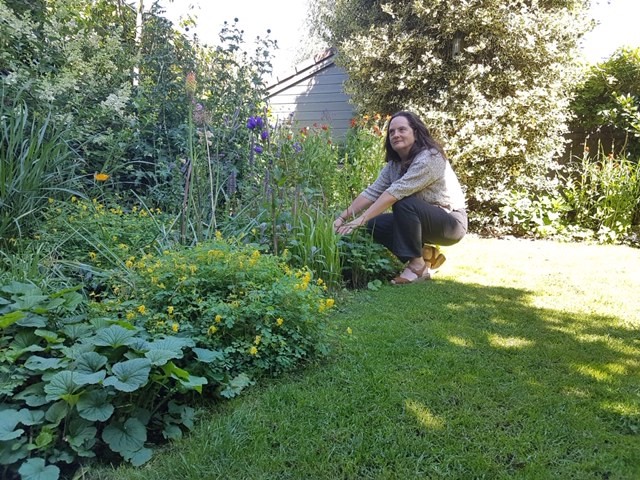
[369,278,639,477]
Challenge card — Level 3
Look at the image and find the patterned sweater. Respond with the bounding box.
[361,148,466,212]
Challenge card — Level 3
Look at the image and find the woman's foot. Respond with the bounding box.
[391,260,431,285]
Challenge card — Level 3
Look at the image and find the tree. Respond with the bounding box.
[309,0,593,215]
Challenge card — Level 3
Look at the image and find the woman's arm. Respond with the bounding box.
[336,192,397,235]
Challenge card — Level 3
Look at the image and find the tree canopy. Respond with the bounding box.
[309,0,593,210]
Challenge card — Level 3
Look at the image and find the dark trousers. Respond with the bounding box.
[366,195,468,263]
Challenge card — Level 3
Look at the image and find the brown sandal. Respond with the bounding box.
[391,263,431,285]
[422,245,446,270]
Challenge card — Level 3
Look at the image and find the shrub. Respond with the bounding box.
[570,47,640,156]
[0,281,209,479]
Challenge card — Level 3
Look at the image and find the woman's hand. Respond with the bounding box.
[336,216,367,235]
[333,216,346,233]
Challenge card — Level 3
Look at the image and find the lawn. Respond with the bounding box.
[91,235,640,479]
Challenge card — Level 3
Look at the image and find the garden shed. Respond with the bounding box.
[266,47,357,140]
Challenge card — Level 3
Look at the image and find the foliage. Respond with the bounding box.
[100,237,334,378]
[0,89,78,247]
[561,148,640,244]
[36,197,174,271]
[338,229,402,290]
[570,47,640,156]
[0,281,209,479]
[309,0,592,212]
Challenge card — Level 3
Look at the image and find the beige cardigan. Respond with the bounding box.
[361,148,467,212]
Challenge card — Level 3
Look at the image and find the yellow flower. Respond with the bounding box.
[215,230,223,240]
[347,327,352,335]
[317,278,324,285]
[125,259,134,268]
[137,305,146,315]
[276,317,284,326]
[326,298,335,308]
[48,198,54,204]
[167,306,174,315]
[172,323,179,332]
[254,335,262,345]
[126,312,135,320]
[88,252,97,260]
[189,265,197,274]
[71,196,77,202]
[215,314,222,323]
[208,325,218,335]
[94,172,110,182]
[249,346,258,356]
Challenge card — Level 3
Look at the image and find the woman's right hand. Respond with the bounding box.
[333,216,345,233]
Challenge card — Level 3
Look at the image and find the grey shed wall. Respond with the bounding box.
[266,52,356,140]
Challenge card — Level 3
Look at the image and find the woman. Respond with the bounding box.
[334,111,467,284]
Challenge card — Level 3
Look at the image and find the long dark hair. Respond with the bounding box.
[384,111,446,168]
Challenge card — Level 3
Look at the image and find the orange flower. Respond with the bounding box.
[94,172,109,182]
[185,71,196,95]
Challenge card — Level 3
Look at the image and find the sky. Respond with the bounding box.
[159,0,640,78]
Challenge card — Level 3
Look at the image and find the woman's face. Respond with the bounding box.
[388,115,415,159]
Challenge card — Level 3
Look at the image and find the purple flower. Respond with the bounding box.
[246,116,265,130]
[254,145,263,154]
[260,130,269,141]
[293,142,302,153]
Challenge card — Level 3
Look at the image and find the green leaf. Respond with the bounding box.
[17,408,45,426]
[92,325,140,348]
[144,349,178,366]
[162,423,182,440]
[44,371,79,402]
[126,446,153,466]
[45,401,69,426]
[1,281,42,296]
[150,336,194,354]
[162,361,190,380]
[177,374,207,394]
[34,429,54,449]
[66,418,97,454]
[0,437,28,464]
[102,418,147,454]
[33,329,61,344]
[77,390,114,422]
[220,373,252,399]
[60,323,93,340]
[18,457,60,480]
[192,347,224,363]
[75,352,107,373]
[16,314,47,328]
[24,355,66,371]
[0,412,24,441]
[14,383,48,408]
[103,358,151,392]
[73,352,108,385]
[0,310,25,328]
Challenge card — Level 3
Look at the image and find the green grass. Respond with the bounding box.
[90,236,640,480]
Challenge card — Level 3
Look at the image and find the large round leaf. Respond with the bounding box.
[17,457,60,480]
[0,413,24,441]
[77,390,114,422]
[24,355,66,372]
[92,325,139,348]
[73,352,108,385]
[102,418,146,454]
[43,371,79,402]
[103,358,151,392]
